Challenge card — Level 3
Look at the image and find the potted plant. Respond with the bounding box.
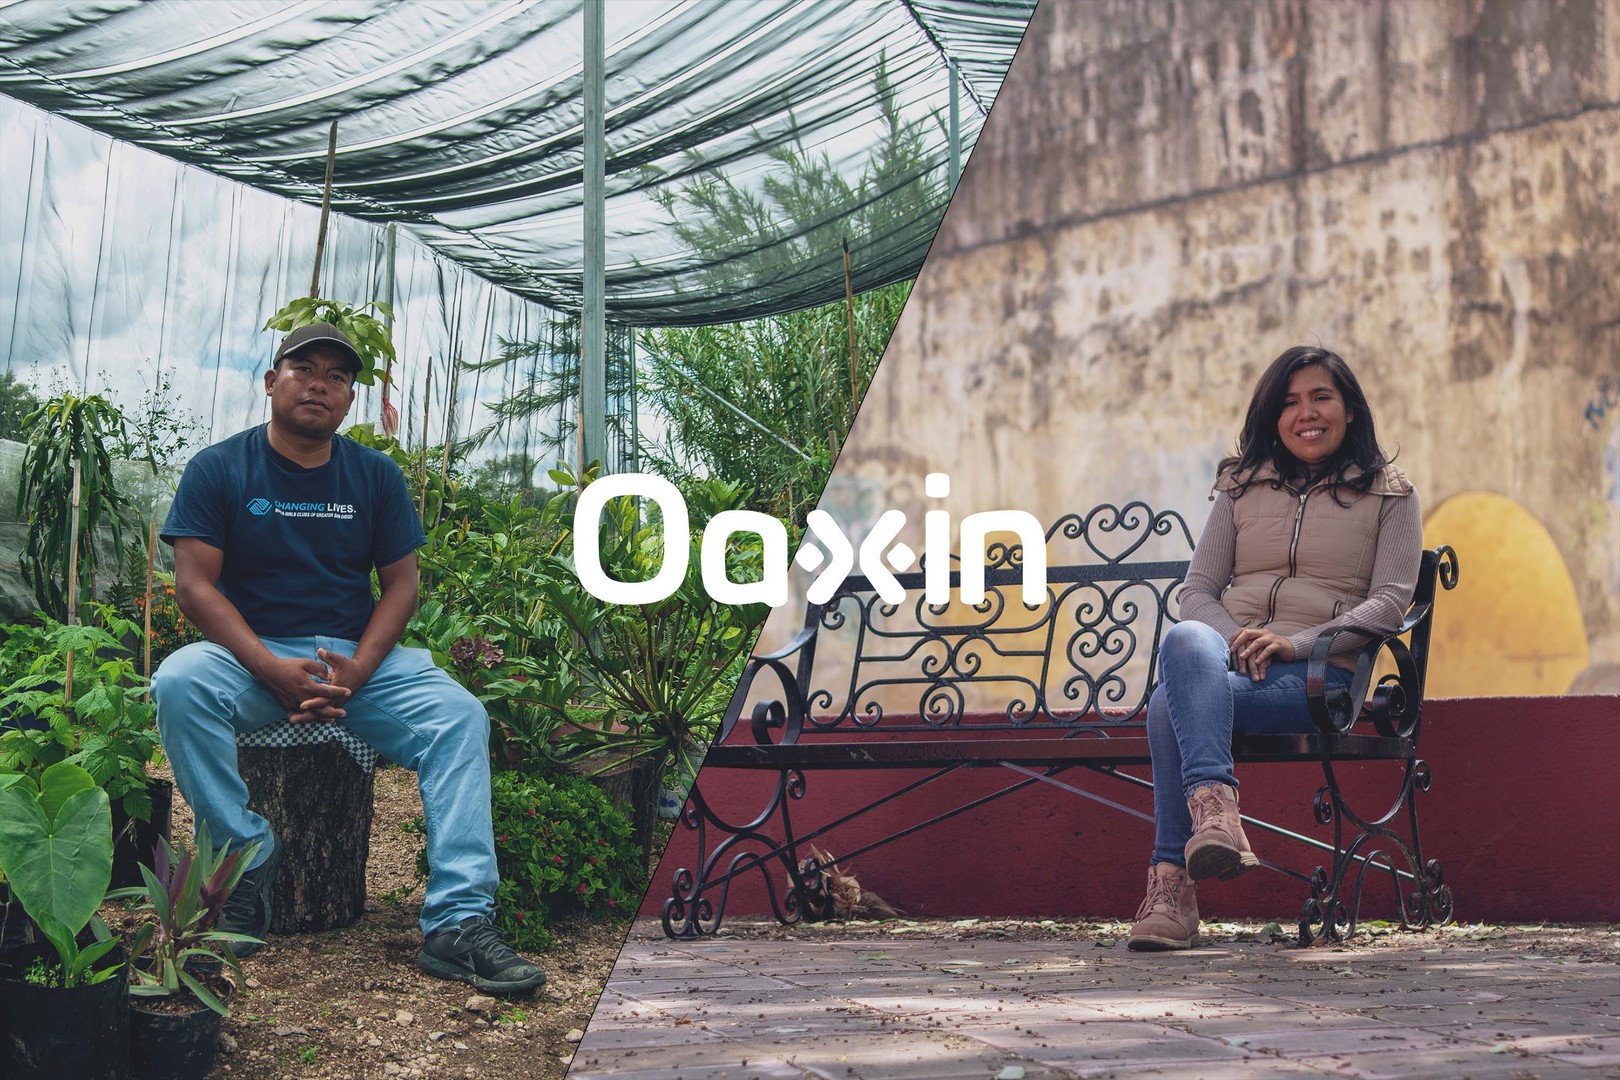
[110,823,261,1080]
[0,608,169,886]
[0,762,127,1079]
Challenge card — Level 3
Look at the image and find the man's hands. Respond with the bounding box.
[1227,627,1295,681]
[251,649,377,724]
[256,655,350,723]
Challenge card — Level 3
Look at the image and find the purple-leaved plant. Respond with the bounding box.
[109,821,261,1015]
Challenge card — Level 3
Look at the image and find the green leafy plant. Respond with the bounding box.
[414,771,643,952]
[538,479,767,784]
[109,822,261,1015]
[0,370,42,443]
[264,297,395,386]
[16,392,139,621]
[0,762,122,987]
[406,480,594,770]
[0,606,163,822]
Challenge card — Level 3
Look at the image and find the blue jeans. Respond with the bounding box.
[1146,620,1351,867]
[152,637,496,936]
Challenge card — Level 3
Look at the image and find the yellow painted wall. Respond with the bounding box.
[1423,493,1589,697]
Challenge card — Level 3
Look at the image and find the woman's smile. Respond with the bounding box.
[1277,365,1351,466]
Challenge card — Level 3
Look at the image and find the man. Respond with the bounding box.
[152,322,545,996]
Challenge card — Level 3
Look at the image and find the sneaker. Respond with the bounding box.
[418,916,547,996]
[216,833,282,958]
[1126,863,1199,951]
[1184,782,1259,882]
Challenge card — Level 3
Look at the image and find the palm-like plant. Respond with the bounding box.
[538,480,767,782]
[16,393,139,621]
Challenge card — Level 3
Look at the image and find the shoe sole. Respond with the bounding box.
[225,836,284,958]
[1185,840,1258,883]
[1127,933,1195,951]
[417,951,548,997]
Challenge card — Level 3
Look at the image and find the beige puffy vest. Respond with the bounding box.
[1215,462,1414,662]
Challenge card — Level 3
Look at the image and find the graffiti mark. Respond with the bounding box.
[1586,376,1620,431]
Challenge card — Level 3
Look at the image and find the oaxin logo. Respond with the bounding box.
[246,497,272,516]
[574,473,1047,608]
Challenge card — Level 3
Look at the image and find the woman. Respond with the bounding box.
[1127,345,1422,951]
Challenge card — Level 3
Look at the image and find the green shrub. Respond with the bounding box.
[415,770,643,951]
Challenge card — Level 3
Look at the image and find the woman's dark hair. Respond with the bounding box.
[1217,345,1391,504]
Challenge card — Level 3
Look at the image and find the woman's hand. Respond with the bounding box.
[1228,628,1295,681]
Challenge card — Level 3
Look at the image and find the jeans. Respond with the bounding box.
[152,637,496,936]
[1146,620,1351,867]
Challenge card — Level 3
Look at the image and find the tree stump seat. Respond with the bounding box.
[237,725,377,934]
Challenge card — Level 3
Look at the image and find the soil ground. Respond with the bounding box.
[109,764,639,1080]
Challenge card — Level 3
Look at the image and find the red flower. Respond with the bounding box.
[577,883,587,894]
[552,855,563,864]
[515,911,525,921]
[497,835,507,843]
[587,856,598,865]
[527,808,536,817]
[606,898,617,908]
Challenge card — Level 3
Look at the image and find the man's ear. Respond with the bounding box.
[264,368,277,396]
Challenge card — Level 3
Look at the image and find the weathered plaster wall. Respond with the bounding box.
[791,0,1620,685]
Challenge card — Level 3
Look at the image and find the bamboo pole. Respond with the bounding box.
[64,459,82,701]
[433,355,461,548]
[143,521,157,688]
[417,358,433,519]
[843,237,858,425]
[309,120,338,299]
[440,354,461,478]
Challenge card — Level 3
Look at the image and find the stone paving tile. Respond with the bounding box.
[583,921,1620,1079]
[1062,1062,1345,1079]
[611,973,805,995]
[574,1024,729,1050]
[1537,1033,1620,1068]
[1156,1012,1399,1039]
[1290,1050,1581,1079]
[948,1017,1248,1068]
[1073,991,1320,1023]
[839,995,1122,1024]
[1216,1024,1461,1057]
[582,1030,1044,1080]
[1395,1002,1619,1041]
[568,1050,807,1080]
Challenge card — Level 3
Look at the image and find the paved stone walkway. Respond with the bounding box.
[570,919,1619,1079]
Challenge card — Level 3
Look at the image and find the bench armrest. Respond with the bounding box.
[1304,545,1457,738]
[1305,606,1431,737]
[716,654,811,748]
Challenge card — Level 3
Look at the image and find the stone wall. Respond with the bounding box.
[796,0,1620,690]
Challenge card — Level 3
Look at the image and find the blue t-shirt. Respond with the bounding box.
[161,425,427,641]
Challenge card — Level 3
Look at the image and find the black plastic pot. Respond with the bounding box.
[128,977,231,1080]
[111,779,175,889]
[0,900,36,955]
[0,941,129,1080]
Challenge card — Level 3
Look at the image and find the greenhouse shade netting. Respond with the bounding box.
[0,0,1036,326]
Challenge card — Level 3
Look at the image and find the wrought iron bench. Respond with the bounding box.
[663,503,1459,945]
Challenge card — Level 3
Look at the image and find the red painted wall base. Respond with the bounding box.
[646,696,1620,925]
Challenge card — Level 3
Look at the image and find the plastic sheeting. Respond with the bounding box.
[0,0,1034,325]
[0,95,638,470]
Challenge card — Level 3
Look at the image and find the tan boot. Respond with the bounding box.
[1184,782,1259,882]
[1127,863,1199,951]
